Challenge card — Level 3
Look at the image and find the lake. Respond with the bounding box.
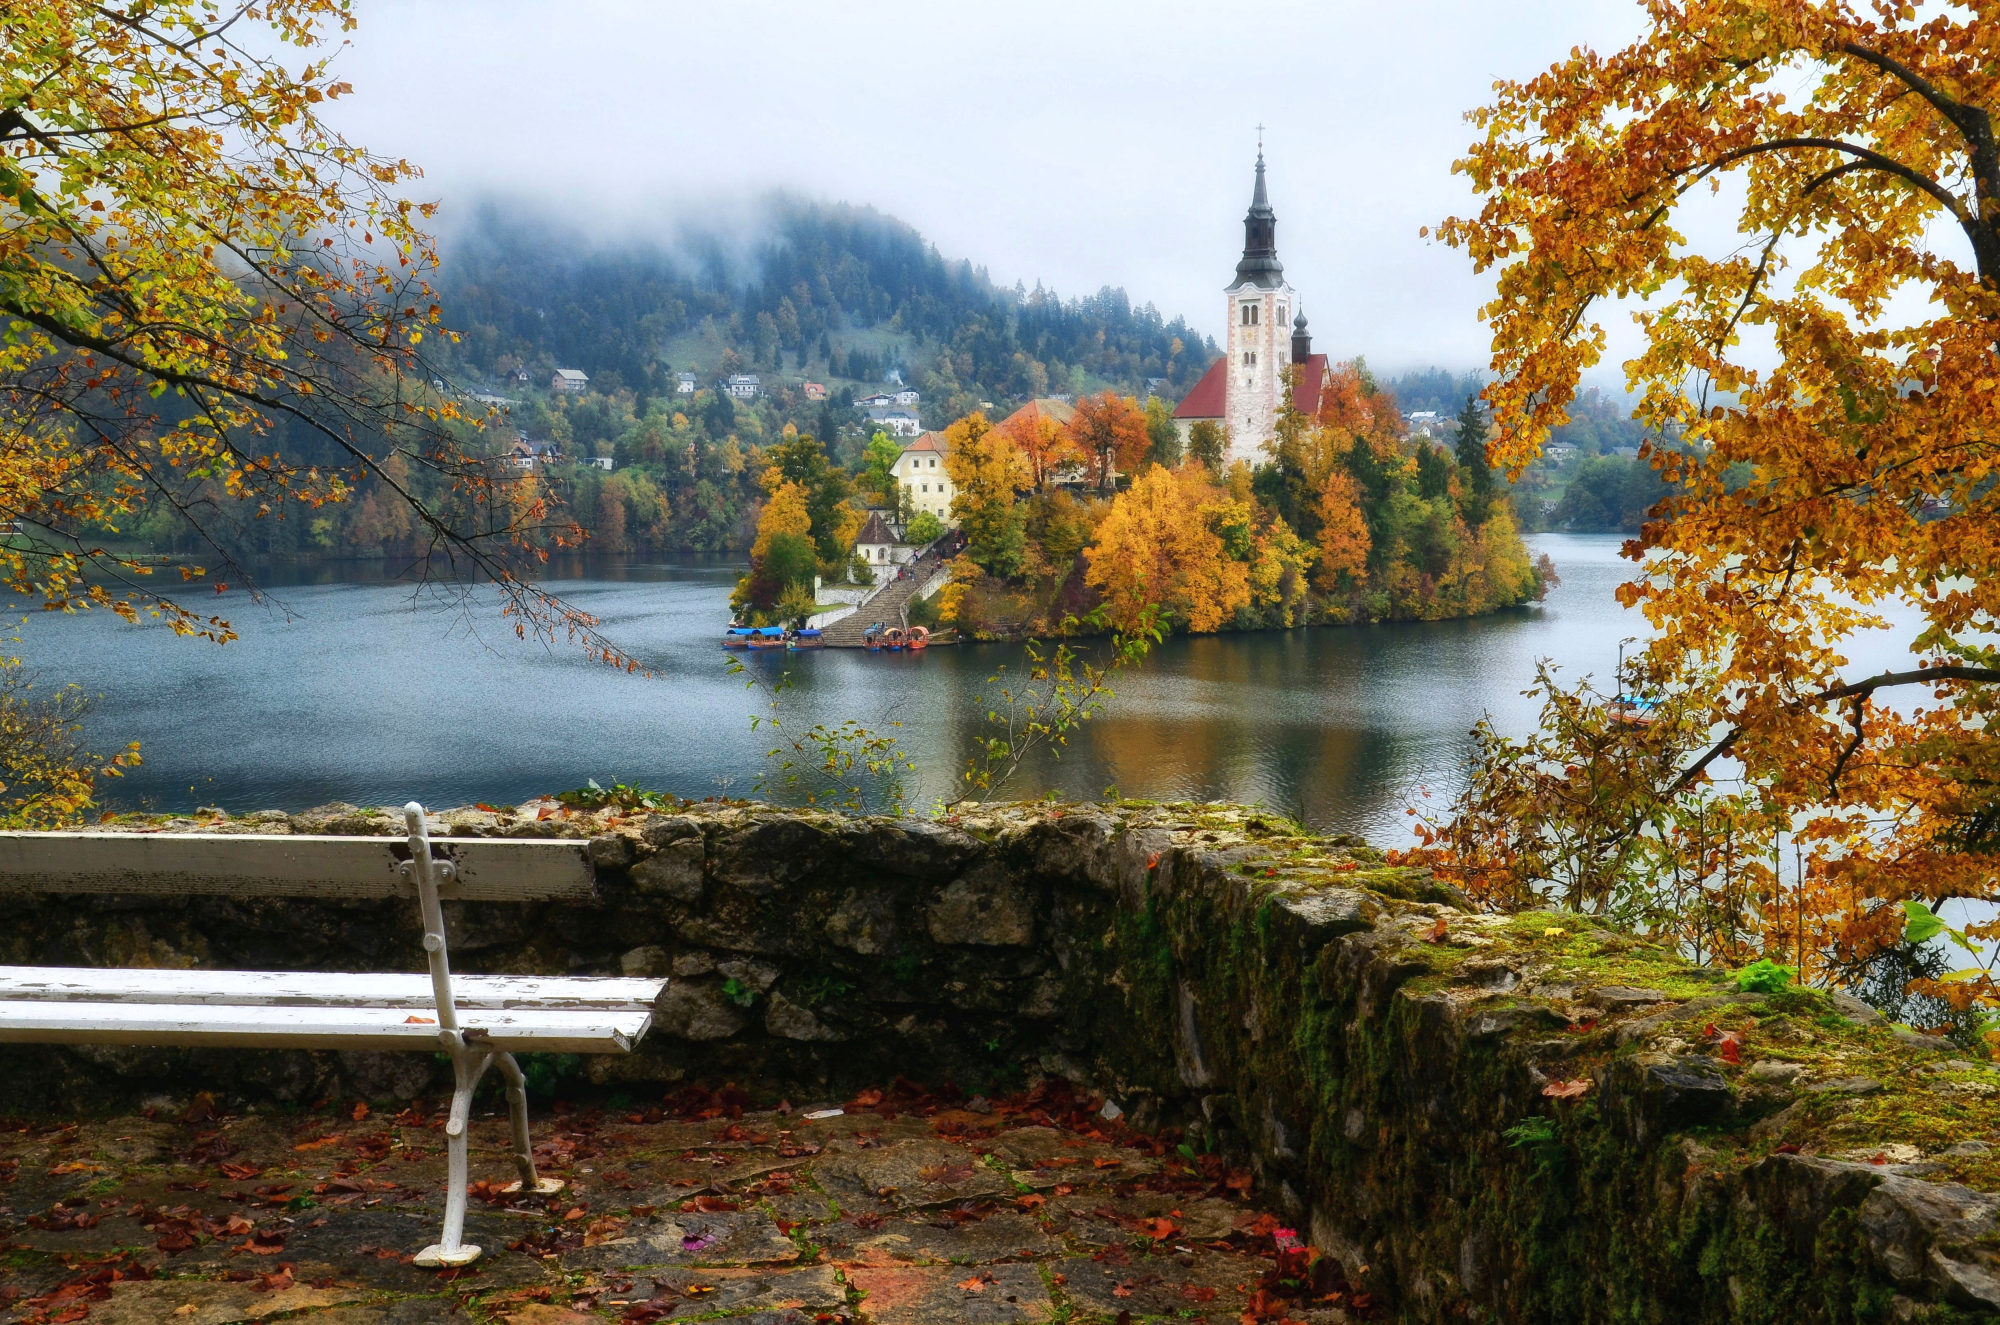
[9,534,1648,843]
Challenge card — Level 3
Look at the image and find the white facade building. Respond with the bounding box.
[891,432,954,522]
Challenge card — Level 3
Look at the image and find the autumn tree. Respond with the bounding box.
[1143,395,1183,469]
[1084,465,1250,633]
[732,481,816,616]
[1452,396,1494,524]
[1312,470,1371,591]
[995,402,1080,490]
[1436,0,2000,1038]
[944,412,1029,578]
[1067,392,1151,493]
[763,433,858,570]
[0,2,611,664]
[1186,420,1227,473]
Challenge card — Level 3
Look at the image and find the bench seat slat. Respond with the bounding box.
[0,967,666,1011]
[0,1001,652,1053]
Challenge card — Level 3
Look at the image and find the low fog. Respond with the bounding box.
[329,0,1655,375]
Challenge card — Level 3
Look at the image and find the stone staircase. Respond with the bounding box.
[819,546,950,648]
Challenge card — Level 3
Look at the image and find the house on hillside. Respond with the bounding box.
[802,381,828,402]
[892,432,954,521]
[995,398,1092,488]
[892,387,920,407]
[553,368,589,394]
[677,372,698,394]
[726,374,761,399]
[865,406,922,438]
[856,391,896,410]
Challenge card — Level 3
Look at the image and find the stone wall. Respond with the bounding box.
[4,800,1997,1322]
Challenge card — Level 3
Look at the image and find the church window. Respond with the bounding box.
[1240,303,1260,327]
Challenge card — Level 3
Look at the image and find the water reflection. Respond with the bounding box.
[6,534,1644,842]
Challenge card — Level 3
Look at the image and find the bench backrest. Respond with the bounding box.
[0,805,602,1035]
[0,819,595,901]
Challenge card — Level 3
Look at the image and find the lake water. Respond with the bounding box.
[9,534,1649,842]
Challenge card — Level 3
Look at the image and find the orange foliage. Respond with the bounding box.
[1311,470,1370,590]
[1436,0,2000,1038]
[996,404,1081,490]
[1067,392,1152,492]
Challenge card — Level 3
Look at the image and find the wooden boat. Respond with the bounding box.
[787,628,825,650]
[745,626,787,651]
[721,626,756,649]
[903,626,929,651]
[882,626,907,650]
[1609,694,1659,725]
[863,622,888,651]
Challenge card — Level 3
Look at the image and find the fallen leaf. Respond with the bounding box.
[403,1015,435,1025]
[1542,1079,1593,1099]
[1424,917,1449,943]
[957,1272,995,1292]
[351,1102,370,1122]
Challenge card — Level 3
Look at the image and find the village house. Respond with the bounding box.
[892,386,920,407]
[865,406,923,438]
[677,372,698,394]
[891,432,954,521]
[852,510,915,572]
[726,374,761,399]
[552,368,589,394]
[802,380,828,402]
[856,391,896,410]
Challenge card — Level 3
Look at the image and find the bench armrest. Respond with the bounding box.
[403,803,460,1034]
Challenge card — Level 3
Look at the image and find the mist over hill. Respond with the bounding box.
[435,196,1220,424]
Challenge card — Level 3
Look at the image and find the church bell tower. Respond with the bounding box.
[1222,146,1296,465]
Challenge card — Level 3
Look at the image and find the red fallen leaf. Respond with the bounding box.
[1566,1018,1599,1034]
[1112,1281,1134,1297]
[218,1162,262,1180]
[683,1195,740,1213]
[1775,1143,1802,1155]
[1719,1038,1742,1064]
[1017,1194,1047,1209]
[1870,1153,1889,1165]
[1183,1284,1219,1302]
[1424,917,1449,943]
[474,803,507,813]
[1543,1078,1593,1099]
[850,1087,884,1108]
[241,1229,287,1255]
[1263,867,1278,877]
[1140,1217,1179,1240]
[292,1134,342,1151]
[252,1263,295,1293]
[1091,1157,1122,1169]
[1224,1170,1253,1194]
[402,1015,435,1025]
[224,1215,255,1235]
[957,1272,995,1292]
[351,1102,370,1122]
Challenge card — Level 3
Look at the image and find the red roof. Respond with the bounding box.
[901,432,946,455]
[1292,353,1330,417]
[1172,357,1227,420]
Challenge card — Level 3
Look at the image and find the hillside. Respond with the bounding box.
[436,197,1218,423]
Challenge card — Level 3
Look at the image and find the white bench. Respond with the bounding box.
[0,802,669,1267]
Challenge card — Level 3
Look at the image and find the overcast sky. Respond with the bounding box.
[329,1,1654,375]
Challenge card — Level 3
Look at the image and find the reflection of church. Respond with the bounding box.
[1173,150,1331,467]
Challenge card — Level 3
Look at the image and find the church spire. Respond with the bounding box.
[1233,143,1284,289]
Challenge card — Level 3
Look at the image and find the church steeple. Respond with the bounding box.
[1291,306,1312,365]
[1233,147,1284,289]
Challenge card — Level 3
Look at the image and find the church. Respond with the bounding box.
[1172,150,1332,467]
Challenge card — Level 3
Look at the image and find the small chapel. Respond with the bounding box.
[1172,148,1332,467]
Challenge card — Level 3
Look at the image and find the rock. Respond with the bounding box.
[586,832,637,868]
[630,838,704,900]
[927,862,1035,946]
[1746,1060,1808,1085]
[716,957,779,991]
[671,950,716,977]
[765,992,846,1042]
[335,1050,436,1100]
[709,817,833,894]
[1636,1053,1735,1127]
[639,814,701,846]
[1944,1141,1995,1157]
[827,888,899,955]
[1276,887,1380,945]
[1859,1174,2000,1309]
[1589,986,1670,1009]
[1832,990,1887,1026]
[1813,1076,1885,1096]
[620,945,670,977]
[653,981,748,1040]
[1890,1027,1951,1053]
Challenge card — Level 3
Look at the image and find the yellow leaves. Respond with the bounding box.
[1085,465,1250,634]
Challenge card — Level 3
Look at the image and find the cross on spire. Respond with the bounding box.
[1256,122,1265,153]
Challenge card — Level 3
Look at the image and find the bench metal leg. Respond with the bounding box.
[496,1052,565,1197]
[416,1044,496,1268]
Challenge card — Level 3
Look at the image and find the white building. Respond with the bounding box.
[552,368,589,394]
[726,374,761,399]
[892,432,954,522]
[856,391,896,409]
[677,372,698,394]
[866,406,923,438]
[853,510,914,571]
[892,387,920,407]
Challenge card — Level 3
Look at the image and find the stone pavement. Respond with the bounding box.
[0,1084,1361,1324]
